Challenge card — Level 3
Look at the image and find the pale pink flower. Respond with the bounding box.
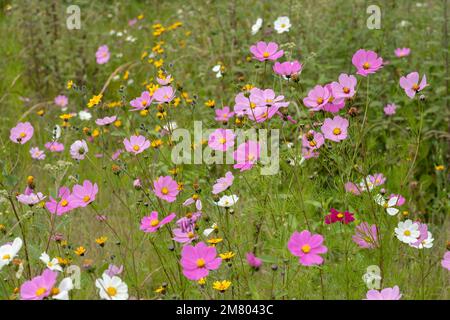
[123,135,150,155]
[215,106,235,123]
[208,129,235,152]
[321,116,349,142]
[96,45,110,64]
[365,286,402,300]
[331,73,357,99]
[212,171,234,194]
[250,41,284,62]
[95,116,117,126]
[399,72,427,99]
[303,85,331,111]
[10,122,34,144]
[394,48,410,58]
[153,86,175,103]
[233,141,260,172]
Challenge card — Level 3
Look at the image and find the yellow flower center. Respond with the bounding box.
[188,232,195,239]
[51,287,60,296]
[2,254,11,260]
[161,187,169,195]
[363,62,370,69]
[150,219,159,227]
[196,258,206,268]
[301,244,311,253]
[247,154,255,161]
[222,113,228,118]
[404,230,411,236]
[20,132,26,138]
[383,203,389,208]
[35,287,47,297]
[106,287,117,297]
[343,87,350,94]
[412,83,420,91]
[309,140,317,147]
[83,195,90,202]
[219,137,226,144]
[60,199,69,207]
[316,97,324,104]
[333,128,341,135]
[133,145,140,151]
[262,52,270,58]
[337,213,344,218]
[250,102,256,109]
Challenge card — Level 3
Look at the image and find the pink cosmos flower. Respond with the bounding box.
[123,135,150,155]
[321,116,349,142]
[156,74,173,86]
[177,212,202,228]
[233,141,260,172]
[246,252,262,270]
[215,106,235,123]
[30,147,45,160]
[248,88,289,122]
[331,73,357,99]
[20,269,58,300]
[45,187,77,215]
[183,196,202,211]
[250,41,284,62]
[45,141,64,152]
[394,48,410,58]
[325,208,355,224]
[441,251,450,270]
[344,182,362,195]
[352,49,383,76]
[367,173,386,187]
[389,194,405,206]
[111,149,123,160]
[70,140,88,160]
[153,86,175,103]
[409,222,433,249]
[302,147,319,159]
[153,176,180,202]
[140,211,176,233]
[365,286,402,300]
[288,230,327,266]
[105,264,123,277]
[273,60,302,78]
[96,45,110,64]
[133,178,141,189]
[208,129,235,152]
[303,85,331,111]
[352,222,379,249]
[384,103,397,115]
[212,171,234,194]
[17,192,46,206]
[95,115,117,126]
[322,84,346,113]
[130,91,153,111]
[54,95,68,108]
[10,122,34,144]
[180,242,222,280]
[302,130,324,150]
[399,72,427,99]
[70,180,98,208]
[233,89,258,116]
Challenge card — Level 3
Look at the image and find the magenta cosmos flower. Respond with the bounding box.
[10,122,34,144]
[302,130,324,150]
[288,230,327,266]
[153,86,175,103]
[441,251,450,270]
[321,116,349,142]
[54,95,68,108]
[352,49,383,76]
[250,41,284,62]
[45,187,77,215]
[153,176,180,202]
[70,180,98,208]
[95,115,117,126]
[273,60,302,79]
[130,91,153,111]
[208,129,235,152]
[331,73,357,99]
[20,269,58,300]
[30,147,45,160]
[322,84,345,113]
[96,45,110,64]
[45,141,64,152]
[180,242,222,280]
[212,171,234,194]
[233,141,260,172]
[399,72,427,99]
[140,211,176,233]
[325,208,355,224]
[352,222,379,249]
[394,47,410,58]
[123,135,150,155]
[215,106,235,123]
[365,286,402,300]
[384,103,397,115]
[303,85,331,111]
[246,252,262,270]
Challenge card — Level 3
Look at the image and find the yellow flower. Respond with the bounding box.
[87,94,103,108]
[169,167,180,175]
[207,238,223,246]
[60,113,74,127]
[60,240,68,248]
[27,175,34,186]
[0,224,6,233]
[198,278,206,286]
[92,129,100,138]
[95,236,108,247]
[435,165,445,171]
[123,70,129,80]
[177,182,184,191]
[151,139,163,148]
[137,14,144,20]
[37,109,45,116]
[402,211,409,217]
[155,286,166,294]
[114,120,122,128]
[242,84,255,92]
[154,59,164,68]
[146,83,159,94]
[219,252,236,261]
[57,257,70,267]
[141,51,148,60]
[212,280,231,293]
[66,80,74,89]
[156,111,166,120]
[172,97,181,107]
[139,109,149,117]
[74,246,86,256]
[205,100,215,108]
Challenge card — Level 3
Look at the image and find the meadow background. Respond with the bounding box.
[0,0,448,300]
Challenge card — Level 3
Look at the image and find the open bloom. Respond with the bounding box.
[325,208,355,224]
[250,41,284,62]
[410,222,434,249]
[274,16,291,33]
[208,129,235,152]
[95,115,117,126]
[352,222,379,249]
[30,147,45,160]
[246,252,262,269]
[303,85,331,111]
[40,252,63,272]
[54,95,68,108]
[96,273,128,300]
[322,83,345,113]
[140,211,176,233]
[384,103,397,115]
[123,135,150,155]
[45,187,77,215]
[399,72,427,99]
[45,141,64,152]
[394,47,410,58]
[70,140,88,160]
[20,269,57,300]
[395,220,420,244]
[442,252,450,270]
[153,86,175,103]
[212,171,234,194]
[52,277,74,300]
[321,116,349,142]
[215,106,235,123]
[251,18,263,35]
[374,194,400,216]
[331,73,357,99]
[273,61,302,79]
[105,264,124,277]
[365,286,402,300]
[17,192,45,206]
[233,141,260,171]
[180,242,222,280]
[130,91,153,111]
[0,237,23,270]
[288,230,327,266]
[352,49,383,76]
[153,176,180,202]
[216,195,239,208]
[96,45,110,64]
[302,130,324,150]
[10,122,34,144]
[173,224,198,244]
[70,180,98,207]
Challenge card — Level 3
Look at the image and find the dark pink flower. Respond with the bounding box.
[215,106,235,123]
[140,211,176,233]
[273,60,302,78]
[288,230,327,266]
[70,180,98,207]
[246,252,262,269]
[325,208,355,224]
[352,49,383,76]
[45,187,77,215]
[153,176,179,202]
[233,141,260,172]
[180,242,222,280]
[394,48,410,58]
[250,41,284,62]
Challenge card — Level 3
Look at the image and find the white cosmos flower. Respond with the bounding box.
[216,195,239,208]
[40,252,63,272]
[374,194,399,216]
[274,16,291,34]
[251,18,263,35]
[212,65,222,78]
[53,277,74,300]
[203,223,218,237]
[0,238,23,270]
[78,110,92,121]
[96,273,129,300]
[395,220,420,244]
